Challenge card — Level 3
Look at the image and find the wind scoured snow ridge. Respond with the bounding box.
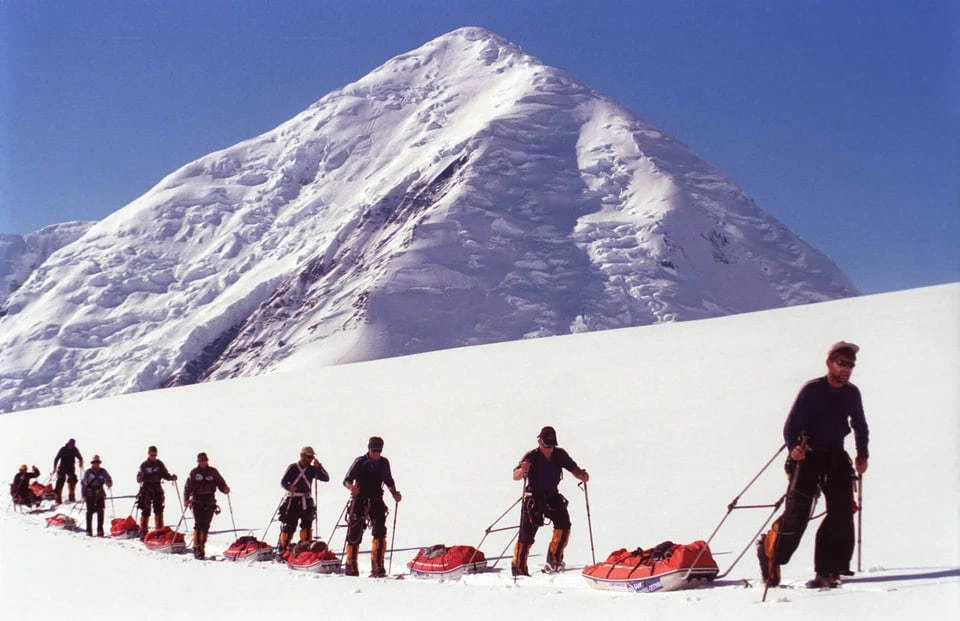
[0,27,856,413]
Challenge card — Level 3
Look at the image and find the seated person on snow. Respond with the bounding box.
[11,464,41,506]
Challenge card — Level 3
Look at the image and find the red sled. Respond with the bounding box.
[407,544,488,579]
[581,540,719,593]
[284,540,339,573]
[29,481,56,501]
[45,513,78,530]
[143,527,187,554]
[110,516,141,539]
[223,535,275,562]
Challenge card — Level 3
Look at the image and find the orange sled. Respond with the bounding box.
[223,536,275,562]
[407,545,488,579]
[581,540,719,593]
[283,541,340,573]
[110,516,141,539]
[45,513,78,530]
[143,527,186,554]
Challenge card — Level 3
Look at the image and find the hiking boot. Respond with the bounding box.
[542,562,565,574]
[809,573,840,589]
[757,537,780,587]
[511,541,531,577]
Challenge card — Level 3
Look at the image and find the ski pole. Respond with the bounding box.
[763,435,808,603]
[261,495,286,543]
[227,493,238,537]
[857,473,863,573]
[173,479,184,514]
[578,481,596,565]
[388,499,399,575]
[327,500,350,547]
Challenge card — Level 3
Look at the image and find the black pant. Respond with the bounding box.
[191,495,217,533]
[518,492,570,545]
[280,496,316,534]
[86,492,105,534]
[138,484,165,518]
[772,450,856,575]
[55,471,78,498]
[346,496,387,544]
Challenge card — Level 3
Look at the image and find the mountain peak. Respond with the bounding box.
[0,31,856,413]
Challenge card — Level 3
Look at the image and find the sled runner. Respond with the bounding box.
[407,544,488,579]
[283,540,340,573]
[223,535,275,562]
[581,540,719,593]
[110,516,141,539]
[45,513,78,530]
[143,527,187,554]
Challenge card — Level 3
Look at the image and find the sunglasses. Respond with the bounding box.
[833,359,856,369]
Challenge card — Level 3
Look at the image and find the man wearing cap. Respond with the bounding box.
[52,438,84,504]
[11,464,41,507]
[184,452,230,560]
[277,446,330,552]
[342,436,402,577]
[80,455,113,536]
[759,341,870,590]
[511,426,589,576]
[136,445,178,538]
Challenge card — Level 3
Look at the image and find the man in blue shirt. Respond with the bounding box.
[759,342,870,589]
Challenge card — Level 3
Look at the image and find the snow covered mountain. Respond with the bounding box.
[0,222,94,305]
[0,27,857,413]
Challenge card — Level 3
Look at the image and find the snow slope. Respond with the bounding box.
[1,283,956,620]
[0,221,93,304]
[0,27,856,413]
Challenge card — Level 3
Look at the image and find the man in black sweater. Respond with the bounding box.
[759,341,870,589]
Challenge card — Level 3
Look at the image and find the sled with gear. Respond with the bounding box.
[581,540,719,593]
[30,481,56,502]
[407,544,489,579]
[223,535,275,562]
[143,527,187,554]
[10,480,55,509]
[110,516,141,539]
[283,540,340,573]
[45,513,78,530]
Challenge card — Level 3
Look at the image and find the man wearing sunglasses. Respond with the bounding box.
[342,436,402,577]
[759,341,870,590]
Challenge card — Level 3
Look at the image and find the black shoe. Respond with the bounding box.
[757,537,780,587]
[808,574,840,589]
[370,569,387,578]
[345,566,359,577]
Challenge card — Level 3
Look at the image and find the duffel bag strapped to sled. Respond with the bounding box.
[110,516,140,539]
[30,481,56,501]
[284,540,339,573]
[45,513,78,530]
[582,540,719,593]
[407,544,488,579]
[223,535,275,562]
[143,527,187,554]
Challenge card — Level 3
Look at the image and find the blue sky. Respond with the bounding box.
[1,0,956,294]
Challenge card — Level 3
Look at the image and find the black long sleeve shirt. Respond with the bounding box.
[783,376,869,458]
